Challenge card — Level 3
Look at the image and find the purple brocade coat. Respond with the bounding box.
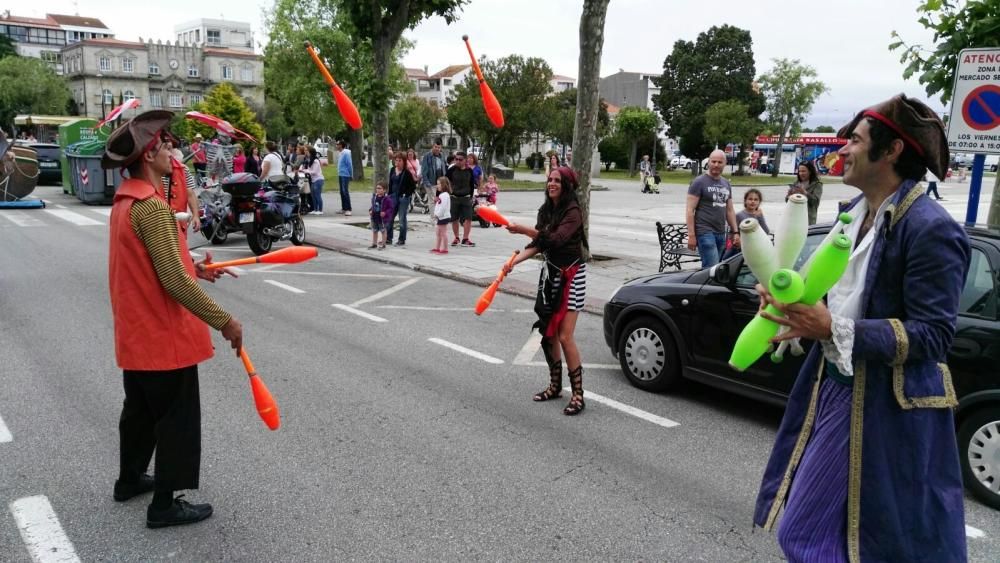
[753,180,971,562]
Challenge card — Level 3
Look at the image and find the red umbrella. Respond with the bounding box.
[185,111,257,142]
[96,98,141,128]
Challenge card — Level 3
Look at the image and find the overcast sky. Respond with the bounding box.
[25,0,948,127]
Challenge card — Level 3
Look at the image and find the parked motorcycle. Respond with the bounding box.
[201,173,305,255]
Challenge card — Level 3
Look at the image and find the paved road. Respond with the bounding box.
[0,188,997,561]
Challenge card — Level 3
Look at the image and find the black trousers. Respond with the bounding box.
[119,365,201,492]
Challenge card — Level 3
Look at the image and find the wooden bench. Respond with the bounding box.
[656,222,701,272]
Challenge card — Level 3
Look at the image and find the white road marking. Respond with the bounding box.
[568,388,680,428]
[266,270,411,279]
[333,304,387,323]
[966,525,985,539]
[513,332,542,365]
[10,495,80,563]
[0,412,11,443]
[1,212,44,227]
[89,208,112,216]
[41,199,52,204]
[351,277,421,307]
[429,337,504,364]
[264,280,305,294]
[44,209,103,226]
[377,305,480,311]
[54,204,67,209]
[189,252,202,259]
[254,263,282,272]
[528,361,620,370]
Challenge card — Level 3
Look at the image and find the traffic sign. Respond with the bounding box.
[946,48,1000,155]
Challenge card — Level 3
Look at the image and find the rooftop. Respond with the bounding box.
[203,47,260,59]
[406,68,428,79]
[63,38,146,49]
[430,64,470,79]
[0,14,62,30]
[47,13,109,29]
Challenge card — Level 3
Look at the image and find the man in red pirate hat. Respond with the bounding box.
[104,110,243,529]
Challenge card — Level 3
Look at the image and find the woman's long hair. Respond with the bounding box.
[537,166,580,228]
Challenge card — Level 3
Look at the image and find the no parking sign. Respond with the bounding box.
[947,48,1000,155]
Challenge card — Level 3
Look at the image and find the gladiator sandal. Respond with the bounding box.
[533,337,562,402]
[563,366,585,416]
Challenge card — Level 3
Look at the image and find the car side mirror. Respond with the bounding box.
[711,263,731,284]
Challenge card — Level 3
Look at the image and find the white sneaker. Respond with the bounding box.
[345,211,352,216]
[315,211,324,215]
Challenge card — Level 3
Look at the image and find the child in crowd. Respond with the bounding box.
[369,181,394,250]
[475,174,500,228]
[432,177,452,254]
[723,188,769,260]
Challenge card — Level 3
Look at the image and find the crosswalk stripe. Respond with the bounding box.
[43,209,104,226]
[1,212,45,227]
[89,208,113,217]
[10,495,80,563]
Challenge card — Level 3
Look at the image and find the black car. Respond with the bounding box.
[604,224,1000,510]
[22,142,62,185]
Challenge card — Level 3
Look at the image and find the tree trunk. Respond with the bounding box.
[349,127,364,181]
[628,140,637,176]
[372,38,391,189]
[771,114,792,177]
[987,172,1000,228]
[571,0,611,262]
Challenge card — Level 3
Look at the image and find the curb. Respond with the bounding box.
[306,232,607,316]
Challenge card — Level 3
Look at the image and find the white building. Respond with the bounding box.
[0,11,113,74]
[174,18,254,53]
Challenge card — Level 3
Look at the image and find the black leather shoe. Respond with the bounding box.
[146,496,213,529]
[113,474,155,502]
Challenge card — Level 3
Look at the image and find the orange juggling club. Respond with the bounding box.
[475,206,509,227]
[462,35,505,129]
[305,41,363,130]
[239,348,280,430]
[475,251,519,315]
[203,246,318,270]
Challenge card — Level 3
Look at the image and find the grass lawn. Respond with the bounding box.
[321,166,562,192]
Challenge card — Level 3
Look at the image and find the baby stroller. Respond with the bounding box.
[410,183,431,214]
[474,190,499,228]
[642,173,661,194]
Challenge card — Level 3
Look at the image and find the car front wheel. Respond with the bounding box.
[617,316,681,391]
[958,407,1000,510]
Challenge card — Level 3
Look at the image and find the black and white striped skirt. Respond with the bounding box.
[549,263,587,312]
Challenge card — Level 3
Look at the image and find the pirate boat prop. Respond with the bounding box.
[0,131,45,209]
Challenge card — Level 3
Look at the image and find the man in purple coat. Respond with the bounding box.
[753,94,970,562]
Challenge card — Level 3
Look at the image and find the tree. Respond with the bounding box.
[614,106,660,175]
[0,57,71,131]
[758,58,828,177]
[0,35,16,60]
[597,134,627,171]
[704,99,762,175]
[389,95,442,149]
[572,0,611,257]
[890,0,1000,226]
[545,87,610,162]
[814,125,835,133]
[264,0,413,180]
[341,0,468,185]
[173,82,265,143]
[446,55,554,168]
[653,25,764,174]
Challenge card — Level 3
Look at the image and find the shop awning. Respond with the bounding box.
[14,115,80,126]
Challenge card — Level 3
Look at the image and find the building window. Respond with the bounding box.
[169,93,183,108]
[40,51,61,64]
[207,29,221,45]
[102,89,113,105]
[240,65,252,82]
[123,90,136,102]
[99,56,111,72]
[150,92,162,108]
[188,65,199,78]
[149,62,160,75]
[189,94,202,105]
[221,65,233,80]
[195,29,200,43]
[121,58,134,73]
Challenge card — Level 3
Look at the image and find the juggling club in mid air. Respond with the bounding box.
[462,35,505,128]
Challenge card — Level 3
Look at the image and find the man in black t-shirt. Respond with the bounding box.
[446,151,478,246]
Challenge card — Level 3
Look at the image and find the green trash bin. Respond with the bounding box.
[66,139,123,205]
[57,118,101,195]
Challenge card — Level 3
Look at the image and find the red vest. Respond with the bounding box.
[109,178,214,370]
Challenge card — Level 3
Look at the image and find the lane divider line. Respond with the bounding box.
[527,361,620,370]
[332,304,387,323]
[0,412,11,443]
[351,277,421,307]
[10,495,80,563]
[513,332,542,365]
[429,338,504,364]
[966,525,985,539]
[266,271,412,279]
[566,388,681,428]
[263,280,305,294]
